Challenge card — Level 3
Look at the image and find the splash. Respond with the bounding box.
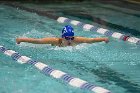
[21,28,55,38]
[49,43,93,52]
[15,28,103,50]
[16,28,54,48]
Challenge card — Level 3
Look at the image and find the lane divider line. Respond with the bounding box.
[57,17,140,45]
[0,45,111,93]
[4,3,140,45]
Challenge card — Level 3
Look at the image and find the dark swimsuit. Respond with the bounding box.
[51,38,75,47]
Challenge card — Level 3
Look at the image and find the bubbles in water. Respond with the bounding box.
[21,28,55,38]
[15,28,55,48]
[18,43,51,48]
[48,43,93,52]
[15,28,105,51]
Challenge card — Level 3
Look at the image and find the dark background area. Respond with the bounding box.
[0,0,139,11]
[0,0,139,9]
[0,0,139,3]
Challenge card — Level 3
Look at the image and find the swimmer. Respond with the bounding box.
[16,25,109,47]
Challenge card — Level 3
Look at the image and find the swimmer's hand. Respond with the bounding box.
[16,38,21,44]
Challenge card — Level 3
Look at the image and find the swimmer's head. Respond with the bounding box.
[62,25,74,38]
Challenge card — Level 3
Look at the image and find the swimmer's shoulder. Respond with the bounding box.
[51,38,63,46]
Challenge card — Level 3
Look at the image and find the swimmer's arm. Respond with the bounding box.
[74,37,109,43]
[16,37,60,44]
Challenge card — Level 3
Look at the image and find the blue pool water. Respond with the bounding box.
[23,2,140,34]
[0,4,140,93]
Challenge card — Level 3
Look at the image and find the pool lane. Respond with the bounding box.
[2,2,140,45]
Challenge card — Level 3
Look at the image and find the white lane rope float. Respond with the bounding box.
[0,45,111,93]
[57,17,140,45]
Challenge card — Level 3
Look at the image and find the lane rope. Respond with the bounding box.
[0,45,111,93]
[3,3,140,45]
[57,17,140,45]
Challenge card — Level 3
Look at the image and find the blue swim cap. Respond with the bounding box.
[62,25,74,38]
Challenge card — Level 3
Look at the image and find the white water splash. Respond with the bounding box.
[48,43,93,52]
[21,28,55,38]
[15,28,54,48]
[15,28,103,50]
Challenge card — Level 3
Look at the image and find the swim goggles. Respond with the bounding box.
[64,36,74,40]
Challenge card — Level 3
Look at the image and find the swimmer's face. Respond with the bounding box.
[64,36,74,40]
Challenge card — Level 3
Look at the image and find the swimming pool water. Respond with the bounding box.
[0,5,140,93]
[23,2,140,34]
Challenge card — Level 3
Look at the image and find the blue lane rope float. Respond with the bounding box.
[57,17,140,45]
[0,45,111,93]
